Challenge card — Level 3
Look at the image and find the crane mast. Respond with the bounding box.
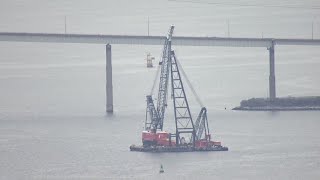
[170,51,196,145]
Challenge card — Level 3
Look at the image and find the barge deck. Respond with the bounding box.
[130,145,228,152]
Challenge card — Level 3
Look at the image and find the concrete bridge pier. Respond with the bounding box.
[268,42,276,101]
[106,44,113,113]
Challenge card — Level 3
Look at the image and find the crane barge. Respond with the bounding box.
[130,26,228,152]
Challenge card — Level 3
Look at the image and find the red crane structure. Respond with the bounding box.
[130,26,228,152]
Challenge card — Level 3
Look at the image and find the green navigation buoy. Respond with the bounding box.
[159,164,164,173]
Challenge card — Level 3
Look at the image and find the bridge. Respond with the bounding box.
[1,32,320,112]
[1,32,320,47]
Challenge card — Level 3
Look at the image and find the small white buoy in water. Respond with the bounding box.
[159,164,164,173]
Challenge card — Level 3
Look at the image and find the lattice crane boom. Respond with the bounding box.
[145,26,174,132]
[155,25,174,131]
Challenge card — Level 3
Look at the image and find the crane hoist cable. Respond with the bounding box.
[176,57,204,108]
[150,64,161,95]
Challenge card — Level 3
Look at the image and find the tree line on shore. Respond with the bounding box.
[240,96,320,107]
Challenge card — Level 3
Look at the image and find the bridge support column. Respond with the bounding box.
[268,42,276,101]
[106,44,113,113]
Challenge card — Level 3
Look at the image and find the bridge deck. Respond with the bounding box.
[1,32,320,47]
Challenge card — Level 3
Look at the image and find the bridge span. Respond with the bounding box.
[1,32,319,112]
[1,32,320,47]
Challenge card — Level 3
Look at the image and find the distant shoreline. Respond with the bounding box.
[233,96,320,111]
[232,106,320,111]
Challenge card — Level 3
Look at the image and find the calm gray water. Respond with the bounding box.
[0,0,320,179]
